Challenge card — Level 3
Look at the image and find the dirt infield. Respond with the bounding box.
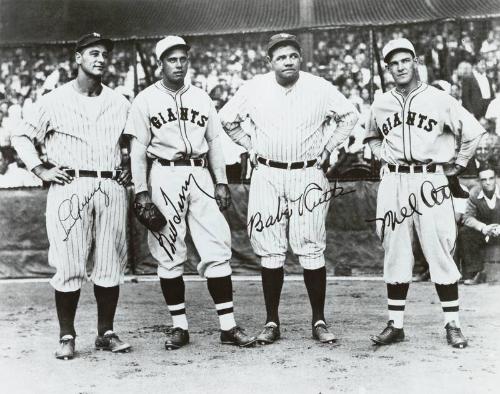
[0,278,498,394]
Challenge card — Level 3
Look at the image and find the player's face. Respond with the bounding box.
[268,45,302,85]
[160,48,189,86]
[76,44,109,78]
[479,169,496,193]
[386,51,417,87]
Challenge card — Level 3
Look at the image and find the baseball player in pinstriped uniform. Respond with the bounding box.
[365,38,486,348]
[126,36,255,350]
[12,33,132,359]
[220,33,358,344]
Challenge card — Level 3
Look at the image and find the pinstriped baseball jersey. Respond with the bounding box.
[13,80,130,291]
[125,81,222,160]
[365,83,484,166]
[16,81,129,171]
[219,71,358,161]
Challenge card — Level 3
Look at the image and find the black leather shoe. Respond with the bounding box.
[220,326,256,347]
[464,271,486,285]
[165,327,189,350]
[312,322,337,343]
[256,324,280,345]
[370,320,405,345]
[95,331,131,352]
[55,335,75,360]
[445,321,468,348]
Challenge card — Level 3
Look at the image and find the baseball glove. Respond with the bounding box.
[133,197,167,232]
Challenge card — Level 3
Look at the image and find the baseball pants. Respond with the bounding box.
[247,164,330,269]
[46,177,128,292]
[376,168,461,284]
[148,162,232,279]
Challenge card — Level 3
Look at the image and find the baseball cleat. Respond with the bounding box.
[370,320,405,345]
[256,323,281,345]
[220,326,257,347]
[55,335,75,360]
[312,322,337,343]
[164,327,189,350]
[95,331,131,353]
[445,321,468,349]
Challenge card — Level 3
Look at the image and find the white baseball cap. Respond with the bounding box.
[382,38,416,63]
[155,36,190,60]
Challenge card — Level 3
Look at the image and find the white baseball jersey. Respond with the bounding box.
[125,81,232,279]
[219,71,358,161]
[220,71,358,269]
[365,83,487,284]
[12,81,130,291]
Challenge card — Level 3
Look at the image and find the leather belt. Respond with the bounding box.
[257,156,317,170]
[156,158,207,167]
[387,164,437,173]
[65,169,120,179]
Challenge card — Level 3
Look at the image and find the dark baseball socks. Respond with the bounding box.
[303,266,327,325]
[94,285,120,336]
[261,267,284,326]
[387,283,410,329]
[435,282,461,327]
[55,289,80,338]
[207,276,236,331]
[160,277,188,330]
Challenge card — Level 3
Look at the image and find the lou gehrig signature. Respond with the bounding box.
[58,182,110,241]
[366,180,452,242]
[152,173,214,260]
[247,180,355,238]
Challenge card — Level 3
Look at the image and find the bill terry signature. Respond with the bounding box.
[58,182,110,241]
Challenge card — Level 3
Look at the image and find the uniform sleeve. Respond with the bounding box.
[205,100,223,143]
[445,96,487,167]
[124,95,152,146]
[218,82,252,150]
[11,99,50,171]
[485,99,498,121]
[323,85,359,153]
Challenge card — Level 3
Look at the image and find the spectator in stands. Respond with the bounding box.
[463,164,500,284]
[425,35,450,82]
[485,94,500,135]
[462,58,495,119]
[462,133,494,177]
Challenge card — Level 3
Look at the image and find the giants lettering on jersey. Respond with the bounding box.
[378,111,438,136]
[150,107,208,129]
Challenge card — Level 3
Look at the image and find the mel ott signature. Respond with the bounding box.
[151,173,214,261]
[247,180,356,238]
[58,182,110,241]
[366,180,452,242]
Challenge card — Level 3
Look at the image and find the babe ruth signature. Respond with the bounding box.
[152,173,214,260]
[366,181,452,242]
[247,180,355,238]
[58,182,110,241]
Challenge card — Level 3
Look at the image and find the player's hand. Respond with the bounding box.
[248,149,258,169]
[445,164,466,177]
[115,168,131,186]
[316,148,331,174]
[135,190,152,205]
[32,165,73,184]
[214,183,231,211]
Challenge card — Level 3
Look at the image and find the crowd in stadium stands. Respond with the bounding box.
[0,21,500,187]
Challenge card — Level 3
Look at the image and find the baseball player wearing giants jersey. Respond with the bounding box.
[126,36,255,350]
[365,38,486,348]
[12,33,132,359]
[220,33,358,344]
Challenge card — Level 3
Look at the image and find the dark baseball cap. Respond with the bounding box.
[75,32,113,53]
[266,33,301,56]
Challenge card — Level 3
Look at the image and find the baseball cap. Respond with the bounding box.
[75,32,113,53]
[155,36,190,60]
[266,33,301,56]
[382,38,416,63]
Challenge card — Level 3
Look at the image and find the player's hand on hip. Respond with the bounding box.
[32,164,73,184]
[248,149,258,169]
[215,183,231,211]
[317,148,331,174]
[444,164,466,177]
[115,168,132,186]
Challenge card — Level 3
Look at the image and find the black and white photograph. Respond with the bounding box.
[0,0,499,393]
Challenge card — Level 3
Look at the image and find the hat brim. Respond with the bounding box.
[76,38,114,53]
[158,44,191,60]
[383,48,415,63]
[267,40,301,57]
